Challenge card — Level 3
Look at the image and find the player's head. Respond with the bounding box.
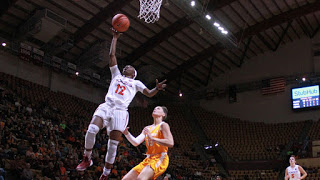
[122,65,137,79]
[289,155,296,165]
[152,106,168,120]
[216,176,222,180]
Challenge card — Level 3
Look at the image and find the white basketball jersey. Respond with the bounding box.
[287,165,301,180]
[105,65,146,110]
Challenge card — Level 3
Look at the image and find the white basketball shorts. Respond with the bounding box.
[92,102,129,134]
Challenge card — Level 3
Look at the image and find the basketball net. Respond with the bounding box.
[138,0,163,23]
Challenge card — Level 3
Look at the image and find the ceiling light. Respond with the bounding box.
[213,22,220,27]
[75,72,79,76]
[2,42,6,47]
[191,1,195,7]
[221,30,228,34]
[205,15,211,20]
[218,27,224,31]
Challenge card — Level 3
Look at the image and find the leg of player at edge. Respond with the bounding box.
[99,130,122,180]
[76,116,103,171]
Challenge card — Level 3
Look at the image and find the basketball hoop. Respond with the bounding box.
[138,0,163,23]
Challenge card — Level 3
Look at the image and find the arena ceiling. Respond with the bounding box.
[0,0,320,96]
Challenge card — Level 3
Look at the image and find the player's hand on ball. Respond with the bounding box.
[111,28,122,39]
[156,79,167,91]
[123,127,129,135]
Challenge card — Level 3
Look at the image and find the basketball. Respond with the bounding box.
[112,14,130,32]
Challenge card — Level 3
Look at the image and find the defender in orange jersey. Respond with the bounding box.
[122,106,174,180]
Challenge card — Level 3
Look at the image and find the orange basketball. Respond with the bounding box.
[112,14,130,32]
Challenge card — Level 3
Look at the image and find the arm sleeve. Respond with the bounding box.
[135,80,147,93]
[110,65,121,80]
[124,132,145,147]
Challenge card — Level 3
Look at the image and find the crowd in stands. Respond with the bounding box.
[1,72,320,179]
[304,167,320,180]
[0,72,218,179]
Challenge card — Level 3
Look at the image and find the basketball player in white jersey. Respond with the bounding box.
[285,155,307,180]
[76,29,167,180]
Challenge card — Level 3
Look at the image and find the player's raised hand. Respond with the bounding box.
[111,28,122,39]
[156,79,167,91]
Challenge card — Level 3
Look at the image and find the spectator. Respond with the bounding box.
[59,161,67,180]
[26,147,34,158]
[26,104,32,114]
[42,162,55,179]
[21,163,33,180]
[120,168,127,178]
[110,165,118,178]
[0,167,5,180]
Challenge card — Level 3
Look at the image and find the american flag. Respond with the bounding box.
[261,77,286,95]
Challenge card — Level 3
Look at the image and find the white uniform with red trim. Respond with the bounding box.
[287,165,301,180]
[93,65,146,134]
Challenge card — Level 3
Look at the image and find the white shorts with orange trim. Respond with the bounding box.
[93,102,129,135]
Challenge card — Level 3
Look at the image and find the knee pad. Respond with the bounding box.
[87,124,100,134]
[85,124,100,149]
[105,139,119,164]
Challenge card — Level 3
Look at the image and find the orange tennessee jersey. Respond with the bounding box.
[145,123,168,155]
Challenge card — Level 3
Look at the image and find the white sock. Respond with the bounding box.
[103,167,111,176]
[84,150,92,158]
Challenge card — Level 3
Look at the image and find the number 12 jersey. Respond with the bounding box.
[105,65,147,110]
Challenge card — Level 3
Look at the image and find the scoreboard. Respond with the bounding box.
[292,85,320,110]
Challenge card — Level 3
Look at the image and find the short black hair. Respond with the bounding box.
[161,106,168,120]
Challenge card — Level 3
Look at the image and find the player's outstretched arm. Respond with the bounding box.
[109,28,121,67]
[298,166,307,179]
[123,127,145,147]
[143,79,167,98]
[144,122,174,148]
